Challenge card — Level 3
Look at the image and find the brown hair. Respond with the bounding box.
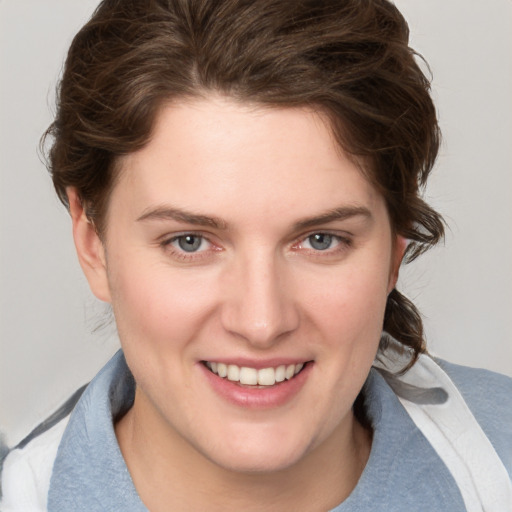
[43,0,444,366]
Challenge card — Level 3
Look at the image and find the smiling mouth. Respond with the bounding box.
[203,361,309,387]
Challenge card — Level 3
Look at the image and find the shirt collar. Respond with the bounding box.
[48,350,147,511]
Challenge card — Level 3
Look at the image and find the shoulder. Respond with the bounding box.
[0,383,87,511]
[437,359,512,475]
[0,416,69,511]
[437,359,512,424]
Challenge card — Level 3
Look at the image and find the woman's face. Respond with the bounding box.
[75,96,404,473]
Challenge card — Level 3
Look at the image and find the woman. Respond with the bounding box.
[1,0,511,510]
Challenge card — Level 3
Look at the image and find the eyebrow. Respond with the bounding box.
[293,206,373,231]
[136,205,228,229]
[136,204,372,231]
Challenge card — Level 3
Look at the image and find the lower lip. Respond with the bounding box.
[199,362,312,409]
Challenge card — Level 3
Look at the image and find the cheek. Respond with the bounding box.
[304,258,391,343]
[107,255,217,350]
[296,267,389,440]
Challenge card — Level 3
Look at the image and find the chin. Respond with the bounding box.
[211,450,305,475]
[198,428,314,474]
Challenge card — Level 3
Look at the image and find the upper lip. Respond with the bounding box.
[200,358,313,369]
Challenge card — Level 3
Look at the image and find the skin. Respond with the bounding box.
[69,96,406,511]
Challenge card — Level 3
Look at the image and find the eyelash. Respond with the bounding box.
[160,233,217,262]
[293,232,352,255]
[160,231,352,262]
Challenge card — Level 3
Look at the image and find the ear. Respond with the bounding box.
[67,188,111,302]
[388,235,408,293]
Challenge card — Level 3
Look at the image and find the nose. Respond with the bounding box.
[220,251,300,348]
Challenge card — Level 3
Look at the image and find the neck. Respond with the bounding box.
[115,388,371,512]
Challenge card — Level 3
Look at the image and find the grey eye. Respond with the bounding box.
[308,233,333,250]
[177,235,203,252]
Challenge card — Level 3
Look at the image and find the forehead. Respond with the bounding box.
[111,96,385,228]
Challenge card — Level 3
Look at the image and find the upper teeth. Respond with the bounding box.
[205,362,304,386]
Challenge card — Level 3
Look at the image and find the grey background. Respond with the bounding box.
[1,0,511,446]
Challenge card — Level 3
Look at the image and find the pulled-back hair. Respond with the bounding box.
[44,0,444,366]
